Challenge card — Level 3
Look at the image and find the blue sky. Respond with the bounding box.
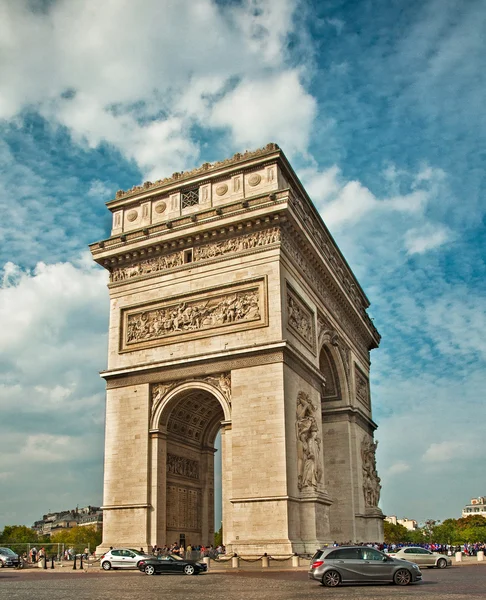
[0,0,484,530]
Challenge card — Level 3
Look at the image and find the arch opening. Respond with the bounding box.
[153,386,225,550]
[319,345,342,402]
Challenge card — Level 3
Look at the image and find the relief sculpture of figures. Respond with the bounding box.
[205,372,231,405]
[111,227,280,282]
[361,438,381,507]
[287,292,314,347]
[296,391,323,490]
[126,289,260,344]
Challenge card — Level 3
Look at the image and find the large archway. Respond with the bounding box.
[148,382,229,549]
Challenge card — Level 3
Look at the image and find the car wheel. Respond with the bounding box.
[0,561,4,568]
[437,558,447,569]
[102,561,112,571]
[394,568,412,586]
[184,564,196,575]
[145,565,156,575]
[322,570,341,587]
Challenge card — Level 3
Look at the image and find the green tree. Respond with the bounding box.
[51,526,101,551]
[0,525,39,544]
[384,521,410,543]
[214,524,223,547]
[457,515,486,530]
[433,519,459,544]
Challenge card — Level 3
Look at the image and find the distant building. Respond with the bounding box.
[32,506,102,535]
[385,515,418,530]
[462,497,486,518]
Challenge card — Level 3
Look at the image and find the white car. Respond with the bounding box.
[391,547,451,569]
[100,548,153,570]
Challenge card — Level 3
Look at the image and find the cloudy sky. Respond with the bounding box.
[0,0,484,531]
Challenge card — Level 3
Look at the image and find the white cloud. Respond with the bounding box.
[0,0,305,177]
[209,71,317,156]
[422,441,471,464]
[404,223,452,254]
[387,462,411,475]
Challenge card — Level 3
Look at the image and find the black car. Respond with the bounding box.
[138,553,207,575]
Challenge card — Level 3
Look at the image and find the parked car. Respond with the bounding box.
[0,547,20,568]
[391,547,452,568]
[138,553,208,575]
[100,548,153,570]
[308,546,422,587]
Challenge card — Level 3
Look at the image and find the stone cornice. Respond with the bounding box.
[102,341,287,387]
[280,226,378,356]
[90,190,288,262]
[322,405,378,433]
[108,142,280,206]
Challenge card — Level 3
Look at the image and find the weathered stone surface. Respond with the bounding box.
[90,145,383,555]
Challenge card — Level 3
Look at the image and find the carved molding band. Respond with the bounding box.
[167,453,200,480]
[361,437,381,507]
[121,278,266,352]
[110,226,280,283]
[282,229,369,356]
[287,285,315,352]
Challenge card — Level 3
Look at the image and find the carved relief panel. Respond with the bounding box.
[286,285,315,352]
[110,227,280,284]
[120,278,267,352]
[355,366,370,408]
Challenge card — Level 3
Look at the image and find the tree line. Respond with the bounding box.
[384,515,486,544]
[0,524,102,551]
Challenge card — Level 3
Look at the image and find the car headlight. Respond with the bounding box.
[412,564,419,569]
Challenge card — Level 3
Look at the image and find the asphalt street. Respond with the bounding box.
[1,564,486,600]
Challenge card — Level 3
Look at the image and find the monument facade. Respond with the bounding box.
[90,143,383,555]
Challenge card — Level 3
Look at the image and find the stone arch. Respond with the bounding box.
[150,380,231,433]
[148,381,230,549]
[317,334,351,404]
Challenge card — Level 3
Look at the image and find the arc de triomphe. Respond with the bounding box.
[90,143,383,555]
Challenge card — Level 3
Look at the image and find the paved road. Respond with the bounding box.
[1,565,485,600]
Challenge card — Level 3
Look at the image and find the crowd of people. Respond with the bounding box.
[150,543,226,559]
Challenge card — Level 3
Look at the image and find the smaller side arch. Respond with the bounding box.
[318,330,351,404]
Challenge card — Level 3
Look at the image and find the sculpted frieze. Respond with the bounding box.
[361,437,381,507]
[288,192,364,311]
[355,366,370,408]
[121,280,265,351]
[282,229,369,356]
[287,286,315,350]
[167,453,200,480]
[110,226,280,283]
[193,227,280,261]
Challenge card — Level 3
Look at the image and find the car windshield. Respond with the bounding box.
[169,553,183,560]
[0,548,16,555]
[128,549,144,554]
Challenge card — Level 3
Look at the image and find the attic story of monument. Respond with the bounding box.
[90,143,383,555]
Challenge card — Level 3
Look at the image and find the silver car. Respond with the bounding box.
[309,546,422,587]
[100,548,153,570]
[0,547,20,568]
[391,547,451,568]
